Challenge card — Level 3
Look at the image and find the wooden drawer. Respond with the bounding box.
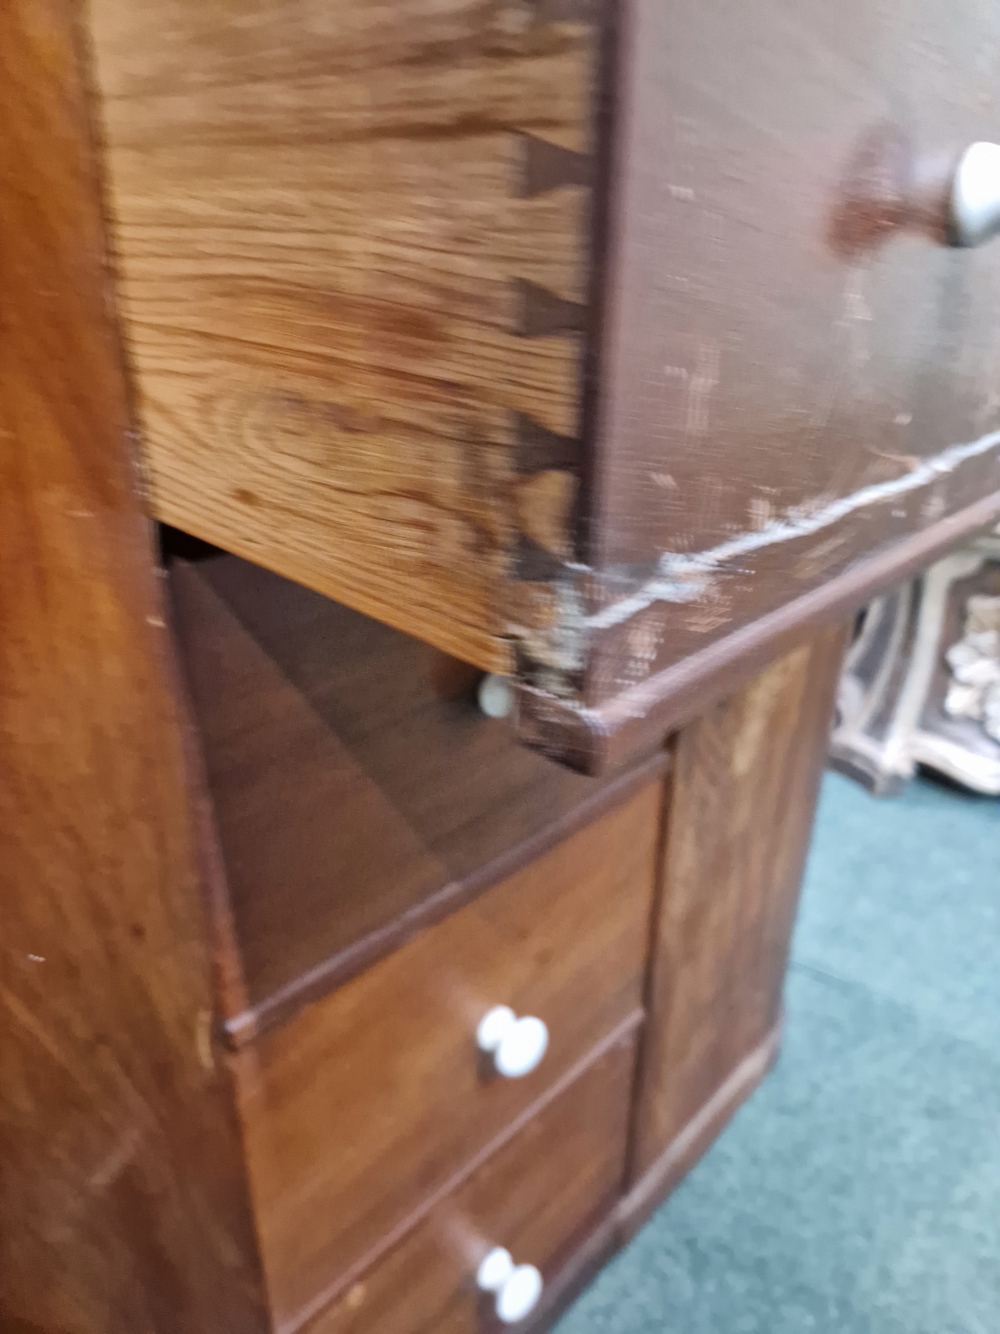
[302,1024,638,1334]
[87,2,1000,772]
[86,0,599,680]
[234,782,660,1326]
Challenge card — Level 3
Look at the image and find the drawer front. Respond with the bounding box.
[582,0,1000,697]
[236,782,660,1325]
[304,1026,637,1334]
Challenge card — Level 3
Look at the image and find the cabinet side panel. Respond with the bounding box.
[0,5,268,1330]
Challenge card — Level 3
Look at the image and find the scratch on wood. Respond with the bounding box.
[588,429,1000,631]
[196,1007,215,1071]
[684,341,720,438]
[511,577,588,687]
[89,1128,141,1192]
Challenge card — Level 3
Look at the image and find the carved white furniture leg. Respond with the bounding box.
[831,532,1000,796]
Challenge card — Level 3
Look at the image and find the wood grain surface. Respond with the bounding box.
[168,547,666,1038]
[84,0,1000,768]
[86,0,602,672]
[0,5,268,1330]
[518,491,1000,773]
[301,1025,637,1334]
[234,786,659,1327]
[629,625,849,1181]
[574,0,1000,700]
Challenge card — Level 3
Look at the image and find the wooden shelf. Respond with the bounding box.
[167,540,664,1043]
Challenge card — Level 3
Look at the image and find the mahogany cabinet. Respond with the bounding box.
[3,2,999,1332]
[152,548,846,1334]
[83,0,1000,772]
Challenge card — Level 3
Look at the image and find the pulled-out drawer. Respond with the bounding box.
[90,1,1000,773]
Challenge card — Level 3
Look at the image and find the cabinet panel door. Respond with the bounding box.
[629,626,848,1204]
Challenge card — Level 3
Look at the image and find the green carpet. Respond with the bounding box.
[555,773,1000,1334]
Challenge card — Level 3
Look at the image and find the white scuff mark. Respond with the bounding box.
[514,580,589,687]
[842,270,873,371]
[976,390,1000,431]
[588,429,1000,633]
[685,341,720,439]
[89,1128,140,1192]
[624,618,663,684]
[922,492,946,522]
[196,1008,215,1071]
[872,449,920,470]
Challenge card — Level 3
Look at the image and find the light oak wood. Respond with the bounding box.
[233,784,660,1327]
[86,0,600,672]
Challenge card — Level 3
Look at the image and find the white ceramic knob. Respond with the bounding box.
[496,1264,543,1324]
[950,141,1000,247]
[477,673,514,719]
[476,1006,549,1079]
[477,1248,544,1324]
[476,1246,514,1292]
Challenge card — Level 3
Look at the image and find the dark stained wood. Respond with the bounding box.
[629,626,849,1184]
[516,413,583,477]
[0,5,268,1331]
[72,0,1000,774]
[167,549,667,1038]
[519,132,594,199]
[486,1023,779,1334]
[71,0,1000,779]
[300,1023,638,1334]
[579,0,1000,689]
[619,1025,781,1244]
[506,1,1000,768]
[518,493,1000,772]
[233,788,660,1327]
